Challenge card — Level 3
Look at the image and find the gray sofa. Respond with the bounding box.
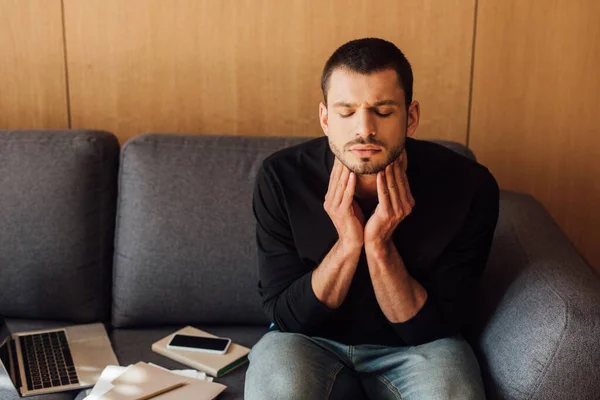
[1,130,599,400]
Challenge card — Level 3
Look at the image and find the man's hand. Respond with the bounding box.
[363,150,426,323]
[312,158,364,309]
[324,158,365,251]
[364,150,415,251]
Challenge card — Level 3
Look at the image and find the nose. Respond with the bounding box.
[354,108,376,137]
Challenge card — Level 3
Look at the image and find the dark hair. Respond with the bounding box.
[321,38,413,109]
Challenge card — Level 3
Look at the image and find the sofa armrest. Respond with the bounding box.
[470,191,600,400]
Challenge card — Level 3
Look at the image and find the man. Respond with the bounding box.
[245,38,499,400]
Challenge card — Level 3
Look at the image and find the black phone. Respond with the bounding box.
[167,334,232,354]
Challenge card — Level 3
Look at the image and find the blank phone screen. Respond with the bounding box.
[169,335,229,351]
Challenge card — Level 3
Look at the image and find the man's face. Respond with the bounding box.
[319,68,418,175]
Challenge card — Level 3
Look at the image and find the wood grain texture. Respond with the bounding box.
[63,0,475,143]
[0,0,68,129]
[470,0,600,271]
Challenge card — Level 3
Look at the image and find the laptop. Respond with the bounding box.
[0,323,119,397]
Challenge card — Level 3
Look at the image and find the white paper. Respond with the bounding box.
[85,363,218,400]
[148,363,210,381]
[83,365,132,400]
[196,371,207,380]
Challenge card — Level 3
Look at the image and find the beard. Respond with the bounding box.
[329,136,405,175]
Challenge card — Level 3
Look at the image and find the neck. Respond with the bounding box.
[354,174,379,216]
[355,174,378,199]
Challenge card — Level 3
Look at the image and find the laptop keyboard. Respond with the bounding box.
[18,331,79,391]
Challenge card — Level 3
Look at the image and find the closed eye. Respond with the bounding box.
[375,111,393,117]
[339,112,354,118]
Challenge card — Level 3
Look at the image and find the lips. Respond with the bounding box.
[351,147,382,157]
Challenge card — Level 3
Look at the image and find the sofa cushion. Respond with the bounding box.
[112,134,310,327]
[109,325,268,400]
[0,130,119,322]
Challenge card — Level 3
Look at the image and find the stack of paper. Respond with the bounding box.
[83,362,226,400]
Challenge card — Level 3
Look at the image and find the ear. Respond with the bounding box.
[319,102,329,136]
[406,101,420,138]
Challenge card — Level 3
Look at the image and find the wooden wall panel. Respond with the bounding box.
[470,0,600,271]
[0,0,68,129]
[63,0,475,143]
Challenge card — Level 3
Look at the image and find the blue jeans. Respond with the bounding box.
[245,331,485,400]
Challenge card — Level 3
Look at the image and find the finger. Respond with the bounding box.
[327,159,343,204]
[352,200,365,223]
[328,158,341,194]
[401,149,408,172]
[393,158,410,212]
[332,166,350,207]
[406,177,415,207]
[394,158,415,209]
[377,170,391,214]
[340,171,356,211]
[385,163,401,214]
[399,153,415,206]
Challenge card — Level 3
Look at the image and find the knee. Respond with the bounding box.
[432,371,484,400]
[245,362,305,400]
[245,332,316,399]
[428,337,482,375]
[418,337,485,399]
[248,331,310,369]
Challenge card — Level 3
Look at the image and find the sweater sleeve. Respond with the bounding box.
[253,163,334,334]
[389,169,500,345]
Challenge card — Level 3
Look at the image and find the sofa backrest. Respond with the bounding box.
[112,134,476,328]
[0,130,119,322]
[112,134,311,327]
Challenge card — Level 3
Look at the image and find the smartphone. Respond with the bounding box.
[167,334,231,355]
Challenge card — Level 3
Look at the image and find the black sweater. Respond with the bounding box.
[253,137,499,346]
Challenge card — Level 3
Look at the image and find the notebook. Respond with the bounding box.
[82,363,225,400]
[98,362,226,400]
[152,327,250,377]
[100,362,186,400]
